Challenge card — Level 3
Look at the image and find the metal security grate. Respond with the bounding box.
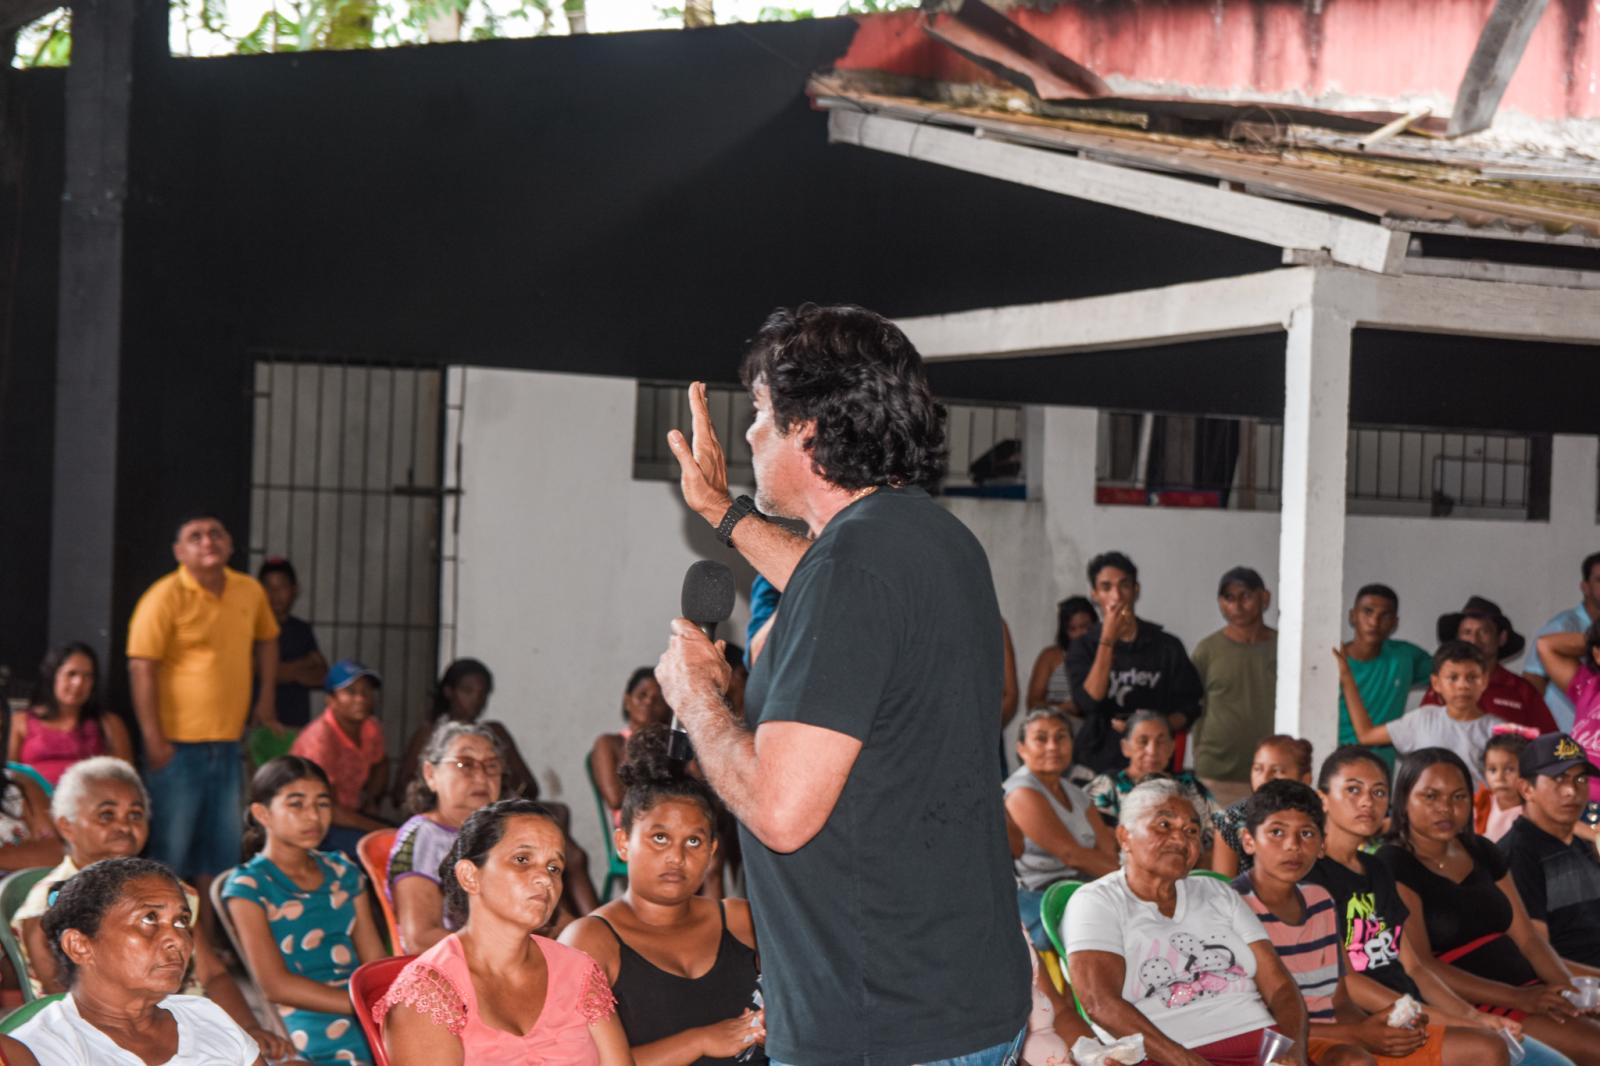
[1096,410,1549,520]
[248,358,453,760]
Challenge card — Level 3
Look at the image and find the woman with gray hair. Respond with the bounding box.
[1087,709,1224,861]
[1066,779,1308,1066]
[387,720,504,952]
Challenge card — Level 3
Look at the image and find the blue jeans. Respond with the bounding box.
[1523,1037,1577,1066]
[1017,887,1051,950]
[773,1031,1023,1066]
[145,741,243,879]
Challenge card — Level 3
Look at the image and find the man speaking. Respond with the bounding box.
[655,304,1029,1065]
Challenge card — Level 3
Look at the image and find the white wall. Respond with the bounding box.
[446,368,1600,873]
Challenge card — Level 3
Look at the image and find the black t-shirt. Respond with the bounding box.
[1376,836,1538,986]
[274,615,321,728]
[1304,854,1421,999]
[1499,818,1600,967]
[741,488,1030,1066]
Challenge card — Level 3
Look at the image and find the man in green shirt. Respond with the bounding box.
[1191,566,1278,805]
[1337,583,1433,767]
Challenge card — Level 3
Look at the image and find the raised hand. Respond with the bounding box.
[666,382,733,524]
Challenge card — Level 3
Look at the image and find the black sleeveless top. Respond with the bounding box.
[595,901,767,1066]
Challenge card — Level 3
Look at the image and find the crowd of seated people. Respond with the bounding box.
[4,539,1600,1066]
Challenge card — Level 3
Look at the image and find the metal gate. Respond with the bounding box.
[247,357,455,760]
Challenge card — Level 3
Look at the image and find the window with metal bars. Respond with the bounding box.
[1096,410,1550,520]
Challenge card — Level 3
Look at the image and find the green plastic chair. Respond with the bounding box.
[1190,868,1234,883]
[0,992,62,1033]
[1040,880,1092,1023]
[5,765,52,799]
[0,868,53,1004]
[584,752,628,902]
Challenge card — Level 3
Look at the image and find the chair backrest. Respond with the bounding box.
[1189,869,1234,884]
[5,765,52,799]
[584,752,629,898]
[208,868,291,1040]
[349,954,416,1066]
[356,829,402,952]
[0,992,63,1034]
[0,867,53,1003]
[1040,879,1084,959]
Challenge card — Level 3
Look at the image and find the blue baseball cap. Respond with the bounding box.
[326,659,382,693]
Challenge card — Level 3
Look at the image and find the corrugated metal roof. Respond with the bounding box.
[811,78,1600,242]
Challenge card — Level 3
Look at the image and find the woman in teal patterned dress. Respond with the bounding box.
[223,756,386,1064]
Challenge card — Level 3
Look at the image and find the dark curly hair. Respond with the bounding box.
[1086,551,1138,586]
[439,798,559,927]
[618,724,719,837]
[43,857,185,985]
[740,304,947,490]
[1241,779,1325,835]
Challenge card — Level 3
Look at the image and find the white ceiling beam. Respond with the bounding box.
[1401,256,1600,291]
[828,108,1411,275]
[897,268,1315,360]
[1322,268,1600,345]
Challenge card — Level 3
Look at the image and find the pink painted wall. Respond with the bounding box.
[838,0,1599,121]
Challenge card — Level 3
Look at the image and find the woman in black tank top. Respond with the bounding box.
[561,725,766,1065]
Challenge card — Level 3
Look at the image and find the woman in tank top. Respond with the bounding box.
[11,643,132,786]
[563,724,765,1065]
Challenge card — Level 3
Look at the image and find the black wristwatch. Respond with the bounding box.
[716,495,760,547]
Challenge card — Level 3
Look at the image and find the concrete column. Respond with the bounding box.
[1275,304,1353,761]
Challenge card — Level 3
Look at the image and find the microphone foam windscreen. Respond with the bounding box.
[681,560,737,626]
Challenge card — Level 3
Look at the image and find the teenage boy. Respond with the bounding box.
[1338,641,1503,787]
[1424,597,1555,734]
[1338,584,1433,768]
[1498,733,1600,972]
[1235,780,1439,1064]
[1065,551,1203,774]
[1526,552,1600,731]
[1191,566,1278,806]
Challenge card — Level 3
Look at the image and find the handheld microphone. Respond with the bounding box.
[674,560,736,762]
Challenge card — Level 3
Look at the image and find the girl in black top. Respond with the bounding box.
[562,725,766,1066]
[1306,745,1521,1064]
[1379,748,1600,1065]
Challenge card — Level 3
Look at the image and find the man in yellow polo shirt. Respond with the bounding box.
[127,514,280,890]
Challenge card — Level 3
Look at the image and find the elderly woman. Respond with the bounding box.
[388,720,504,953]
[0,857,267,1065]
[10,757,290,1059]
[376,798,631,1065]
[1087,710,1223,860]
[1004,708,1119,948]
[1065,779,1308,1066]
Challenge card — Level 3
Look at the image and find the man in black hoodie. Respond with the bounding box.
[1065,551,1204,774]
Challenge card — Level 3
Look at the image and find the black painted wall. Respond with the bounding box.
[2,17,1595,685]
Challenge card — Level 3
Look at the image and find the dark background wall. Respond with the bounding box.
[2,16,1596,688]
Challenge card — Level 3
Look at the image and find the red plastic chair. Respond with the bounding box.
[349,954,416,1066]
[356,829,402,952]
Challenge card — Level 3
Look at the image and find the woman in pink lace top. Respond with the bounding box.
[375,798,631,1065]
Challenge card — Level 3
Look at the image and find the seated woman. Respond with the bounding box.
[11,757,291,1060]
[1086,710,1223,861]
[0,857,265,1066]
[591,667,673,819]
[223,756,385,1065]
[1025,596,1097,731]
[1210,734,1314,877]
[0,703,64,876]
[561,725,766,1065]
[388,720,503,953]
[10,642,133,785]
[394,658,599,916]
[1003,708,1119,949]
[1536,621,1600,836]
[376,798,631,1065]
[1307,746,1565,1066]
[1065,778,1307,1066]
[1377,748,1600,1066]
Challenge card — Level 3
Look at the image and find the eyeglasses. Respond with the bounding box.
[441,756,503,779]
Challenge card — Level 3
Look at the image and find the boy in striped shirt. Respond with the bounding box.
[1235,780,1448,1066]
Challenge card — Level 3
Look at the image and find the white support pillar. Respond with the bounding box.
[1275,304,1353,762]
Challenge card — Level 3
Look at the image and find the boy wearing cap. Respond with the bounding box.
[1191,566,1277,806]
[1499,734,1600,972]
[290,659,390,860]
[1423,596,1555,735]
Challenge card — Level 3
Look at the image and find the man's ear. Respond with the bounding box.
[1240,833,1257,856]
